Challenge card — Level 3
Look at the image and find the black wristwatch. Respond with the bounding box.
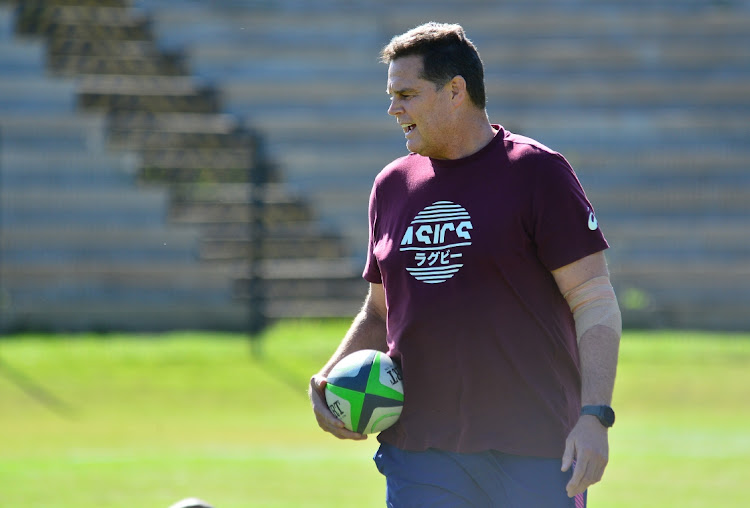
[581,405,615,428]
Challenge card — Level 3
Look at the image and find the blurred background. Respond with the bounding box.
[0,0,749,333]
[1,2,749,507]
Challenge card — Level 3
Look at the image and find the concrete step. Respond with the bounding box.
[0,164,134,189]
[0,112,107,151]
[0,261,234,298]
[107,111,241,133]
[511,112,750,150]
[457,0,750,10]
[169,200,315,228]
[272,147,395,181]
[0,149,138,188]
[0,259,247,332]
[265,136,750,191]
[0,257,365,329]
[485,77,750,109]
[140,147,254,170]
[1,188,169,226]
[50,54,187,76]
[112,131,250,151]
[478,40,750,75]
[189,37,750,73]
[200,233,351,261]
[612,261,750,303]
[150,7,380,49]
[616,276,750,330]
[0,75,76,113]
[0,294,361,331]
[76,74,219,113]
[166,183,317,228]
[19,0,127,8]
[48,38,161,57]
[0,39,47,76]
[223,76,750,115]
[257,112,750,186]
[1,226,200,263]
[188,43,376,70]
[189,47,380,82]
[18,5,143,25]
[573,149,750,186]
[235,275,366,301]
[589,185,750,218]
[0,5,13,41]
[188,39,749,82]
[243,257,367,318]
[252,110,396,144]
[604,219,750,262]
[15,6,151,41]
[75,74,213,97]
[299,187,371,258]
[383,9,750,41]
[107,114,247,150]
[254,109,750,144]
[0,301,249,333]
[150,5,750,44]
[264,298,361,319]
[269,146,750,190]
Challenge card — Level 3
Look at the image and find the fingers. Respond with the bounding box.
[561,439,574,472]
[564,444,608,497]
[309,375,368,441]
[566,458,587,498]
[563,418,609,497]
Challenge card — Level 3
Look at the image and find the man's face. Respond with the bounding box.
[386,55,454,159]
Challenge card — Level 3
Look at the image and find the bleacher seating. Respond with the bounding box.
[1,0,749,330]
[143,0,750,330]
[0,0,365,332]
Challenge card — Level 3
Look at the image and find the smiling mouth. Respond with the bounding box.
[401,123,416,134]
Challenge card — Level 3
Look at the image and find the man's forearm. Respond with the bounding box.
[578,324,620,406]
[318,298,388,377]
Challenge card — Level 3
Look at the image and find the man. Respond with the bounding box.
[309,22,621,507]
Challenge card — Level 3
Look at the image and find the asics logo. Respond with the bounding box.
[588,209,599,231]
[400,201,473,284]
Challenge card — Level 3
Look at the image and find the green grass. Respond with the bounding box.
[1,323,748,507]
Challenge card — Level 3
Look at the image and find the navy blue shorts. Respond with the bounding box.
[374,442,586,508]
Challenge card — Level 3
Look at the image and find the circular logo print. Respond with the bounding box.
[398,201,473,284]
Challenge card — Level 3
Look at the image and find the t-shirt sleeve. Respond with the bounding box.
[362,183,383,283]
[529,152,609,271]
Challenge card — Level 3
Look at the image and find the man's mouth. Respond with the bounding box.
[401,123,416,134]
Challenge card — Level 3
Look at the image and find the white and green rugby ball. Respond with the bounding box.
[325,349,404,434]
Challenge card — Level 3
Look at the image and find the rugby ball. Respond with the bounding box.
[324,349,404,434]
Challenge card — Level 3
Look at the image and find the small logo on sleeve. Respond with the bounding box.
[587,208,599,231]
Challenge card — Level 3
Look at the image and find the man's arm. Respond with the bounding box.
[551,251,621,497]
[309,283,388,440]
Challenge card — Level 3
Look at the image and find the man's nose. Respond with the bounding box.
[387,99,401,116]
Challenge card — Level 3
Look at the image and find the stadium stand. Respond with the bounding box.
[143,0,750,330]
[0,0,365,332]
[1,0,749,330]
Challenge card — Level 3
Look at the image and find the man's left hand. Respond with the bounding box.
[561,415,609,497]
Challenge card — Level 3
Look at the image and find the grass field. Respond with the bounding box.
[1,321,749,507]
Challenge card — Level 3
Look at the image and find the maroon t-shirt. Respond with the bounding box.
[363,126,609,458]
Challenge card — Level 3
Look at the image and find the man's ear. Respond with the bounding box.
[449,75,467,107]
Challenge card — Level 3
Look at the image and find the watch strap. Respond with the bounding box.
[581,405,615,427]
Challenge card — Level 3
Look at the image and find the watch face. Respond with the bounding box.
[582,405,615,427]
[602,406,615,426]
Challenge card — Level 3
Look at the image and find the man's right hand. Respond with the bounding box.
[309,374,368,440]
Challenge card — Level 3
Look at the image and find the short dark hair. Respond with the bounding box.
[380,22,486,109]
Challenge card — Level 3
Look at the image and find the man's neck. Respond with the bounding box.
[446,116,496,160]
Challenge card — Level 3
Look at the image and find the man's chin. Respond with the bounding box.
[405,140,423,155]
